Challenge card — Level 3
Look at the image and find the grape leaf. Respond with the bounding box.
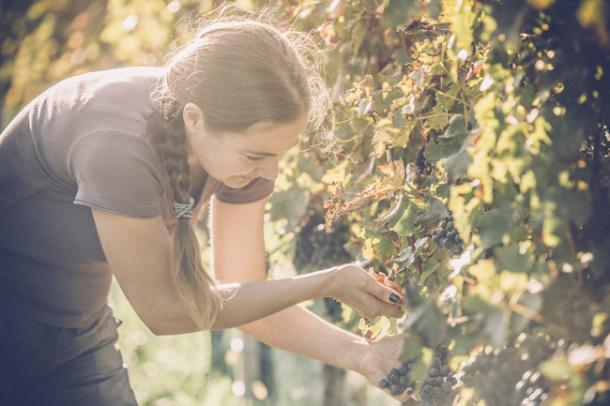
[474,204,515,249]
[383,0,419,28]
[495,243,533,272]
[443,135,472,182]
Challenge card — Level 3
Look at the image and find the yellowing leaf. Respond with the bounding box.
[527,0,555,10]
[578,0,609,47]
[469,259,497,283]
[452,0,475,54]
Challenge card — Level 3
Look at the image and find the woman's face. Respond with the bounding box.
[183,103,307,189]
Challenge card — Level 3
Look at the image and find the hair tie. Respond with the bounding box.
[173,196,195,219]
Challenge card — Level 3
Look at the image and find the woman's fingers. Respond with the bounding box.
[368,268,385,283]
[379,302,404,318]
[367,278,404,305]
[335,266,405,319]
[383,276,404,294]
[361,333,414,402]
[352,295,403,319]
[368,269,406,296]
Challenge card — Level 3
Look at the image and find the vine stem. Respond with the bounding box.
[413,112,449,121]
[503,296,571,336]
[504,300,544,324]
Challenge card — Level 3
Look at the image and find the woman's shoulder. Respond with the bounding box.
[48,66,165,114]
[16,67,167,191]
[27,66,165,144]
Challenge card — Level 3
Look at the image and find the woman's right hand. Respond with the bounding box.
[324,264,405,319]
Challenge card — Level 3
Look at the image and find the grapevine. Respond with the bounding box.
[378,358,416,397]
[418,346,457,406]
[460,334,554,406]
[293,206,352,272]
[431,214,464,256]
[285,0,610,403]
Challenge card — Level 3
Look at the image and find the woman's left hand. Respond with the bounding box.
[353,333,413,402]
[324,264,405,319]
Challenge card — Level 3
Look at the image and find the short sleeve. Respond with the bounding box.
[214,177,275,204]
[69,131,164,217]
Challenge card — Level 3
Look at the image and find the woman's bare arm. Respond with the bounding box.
[210,196,403,372]
[91,207,400,335]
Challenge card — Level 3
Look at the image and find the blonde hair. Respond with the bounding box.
[147,9,334,330]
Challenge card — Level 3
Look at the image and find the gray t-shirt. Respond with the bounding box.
[0,67,274,328]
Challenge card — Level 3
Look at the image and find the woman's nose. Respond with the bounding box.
[257,157,279,180]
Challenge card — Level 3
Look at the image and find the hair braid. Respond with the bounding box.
[147,110,221,330]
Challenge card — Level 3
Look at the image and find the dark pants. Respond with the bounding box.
[0,306,138,406]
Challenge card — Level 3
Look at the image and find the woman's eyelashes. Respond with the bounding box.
[245,154,264,161]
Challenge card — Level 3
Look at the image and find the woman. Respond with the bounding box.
[0,16,409,405]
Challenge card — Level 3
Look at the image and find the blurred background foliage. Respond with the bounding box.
[2,0,610,405]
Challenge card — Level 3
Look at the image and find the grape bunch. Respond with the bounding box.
[461,336,553,406]
[415,147,433,178]
[461,347,527,405]
[419,346,457,406]
[544,285,593,343]
[515,333,554,365]
[293,209,352,271]
[431,214,463,255]
[378,358,415,396]
[511,370,550,406]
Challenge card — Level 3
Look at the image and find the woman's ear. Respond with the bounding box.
[182,102,204,136]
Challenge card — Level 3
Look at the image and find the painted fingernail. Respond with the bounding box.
[389,293,400,303]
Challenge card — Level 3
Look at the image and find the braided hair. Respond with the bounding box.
[147,11,334,330]
[147,108,220,330]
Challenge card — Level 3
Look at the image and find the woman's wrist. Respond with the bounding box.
[344,334,372,373]
[316,265,341,299]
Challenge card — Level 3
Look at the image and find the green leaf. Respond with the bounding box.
[392,108,406,128]
[495,243,533,272]
[475,204,514,249]
[541,200,564,248]
[452,0,475,54]
[512,291,543,332]
[425,119,468,163]
[416,197,447,227]
[392,48,411,65]
[378,192,408,228]
[577,0,609,50]
[394,246,416,268]
[363,229,397,260]
[484,307,511,347]
[443,137,472,182]
[414,237,429,252]
[391,201,418,236]
[462,293,492,314]
[351,20,367,56]
[269,188,309,231]
[436,85,459,110]
[383,0,419,29]
[540,357,573,382]
[419,261,440,284]
[426,0,441,19]
[440,115,468,139]
[426,104,450,131]
[403,303,447,348]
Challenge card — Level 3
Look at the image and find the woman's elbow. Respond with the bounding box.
[147,322,173,336]
[141,314,173,336]
[133,307,177,336]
